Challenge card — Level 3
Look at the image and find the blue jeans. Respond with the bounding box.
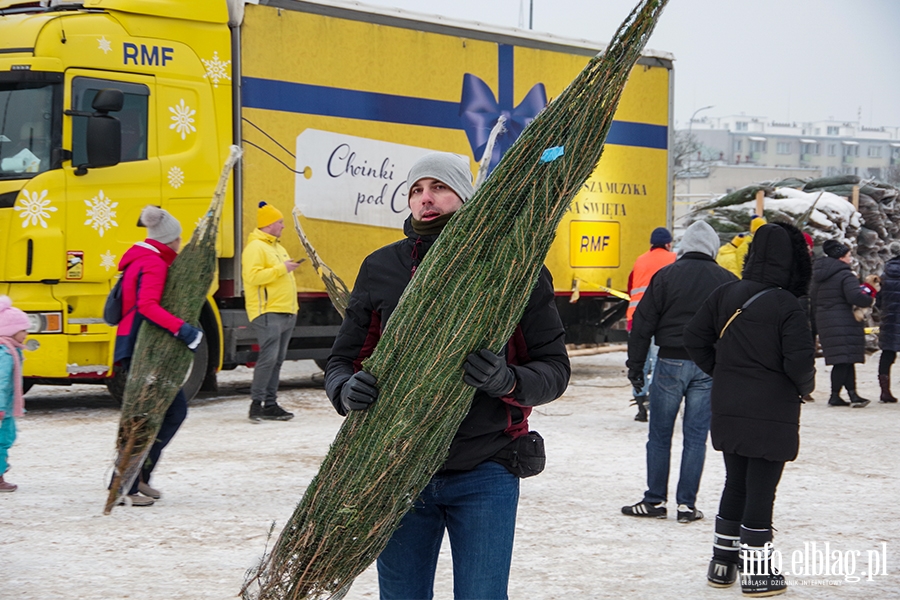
[377,461,520,600]
[634,339,659,398]
[643,357,712,508]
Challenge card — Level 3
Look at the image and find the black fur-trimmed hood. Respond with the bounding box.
[742,222,812,297]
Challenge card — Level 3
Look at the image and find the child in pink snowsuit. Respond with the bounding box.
[0,295,30,492]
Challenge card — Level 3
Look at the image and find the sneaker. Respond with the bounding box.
[0,476,17,492]
[677,504,704,523]
[117,494,155,507]
[249,403,263,422]
[621,500,667,518]
[260,404,294,421]
[138,481,162,499]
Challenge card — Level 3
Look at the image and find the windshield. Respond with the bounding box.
[0,82,58,179]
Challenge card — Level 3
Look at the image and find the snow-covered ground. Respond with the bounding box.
[2,351,897,599]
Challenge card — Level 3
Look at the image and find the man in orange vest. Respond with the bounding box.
[627,227,676,421]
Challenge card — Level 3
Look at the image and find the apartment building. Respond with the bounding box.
[688,115,900,180]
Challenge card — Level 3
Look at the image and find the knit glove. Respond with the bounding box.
[463,349,516,397]
[340,371,379,412]
[175,323,203,351]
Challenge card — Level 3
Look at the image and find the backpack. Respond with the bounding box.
[104,268,141,326]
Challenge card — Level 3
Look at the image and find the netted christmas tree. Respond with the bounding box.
[104,146,242,514]
[241,1,669,598]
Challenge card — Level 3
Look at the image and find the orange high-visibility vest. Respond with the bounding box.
[627,247,676,325]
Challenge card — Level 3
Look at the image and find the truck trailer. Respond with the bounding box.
[0,0,673,401]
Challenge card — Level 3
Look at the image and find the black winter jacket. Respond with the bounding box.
[684,223,815,462]
[325,217,570,472]
[877,257,900,352]
[810,256,873,365]
[627,252,737,371]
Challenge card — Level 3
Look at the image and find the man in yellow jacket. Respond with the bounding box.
[242,201,301,421]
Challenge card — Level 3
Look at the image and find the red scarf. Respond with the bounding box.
[0,336,25,418]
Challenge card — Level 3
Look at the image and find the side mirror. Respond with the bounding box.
[75,88,123,175]
[85,115,121,169]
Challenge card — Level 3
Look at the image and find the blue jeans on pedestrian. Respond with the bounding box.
[643,357,711,508]
[634,339,659,398]
[377,460,520,600]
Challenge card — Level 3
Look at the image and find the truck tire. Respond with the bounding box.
[105,324,209,406]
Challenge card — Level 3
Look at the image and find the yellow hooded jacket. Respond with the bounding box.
[242,229,299,321]
[716,235,749,278]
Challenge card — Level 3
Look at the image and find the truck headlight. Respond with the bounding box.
[25,312,63,334]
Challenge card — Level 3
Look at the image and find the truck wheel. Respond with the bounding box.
[106,325,209,406]
[106,368,127,407]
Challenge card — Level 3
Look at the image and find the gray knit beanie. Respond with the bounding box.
[680,221,721,259]
[140,205,182,244]
[406,152,475,203]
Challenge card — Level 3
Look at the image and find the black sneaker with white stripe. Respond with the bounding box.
[621,500,667,518]
[677,504,704,523]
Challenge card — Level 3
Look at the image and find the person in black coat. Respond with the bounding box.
[684,222,815,596]
[876,242,900,403]
[810,239,876,407]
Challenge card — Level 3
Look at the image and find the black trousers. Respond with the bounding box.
[130,388,188,494]
[830,363,857,393]
[879,350,896,376]
[718,453,785,530]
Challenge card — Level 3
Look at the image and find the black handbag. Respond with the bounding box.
[491,431,546,478]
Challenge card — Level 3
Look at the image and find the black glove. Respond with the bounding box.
[175,323,203,352]
[340,371,379,412]
[463,349,516,397]
[627,365,645,391]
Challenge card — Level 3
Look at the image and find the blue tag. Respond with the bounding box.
[540,145,564,163]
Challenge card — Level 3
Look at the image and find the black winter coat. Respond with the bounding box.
[627,252,737,370]
[325,217,570,472]
[810,256,873,365]
[877,257,900,352]
[684,223,815,462]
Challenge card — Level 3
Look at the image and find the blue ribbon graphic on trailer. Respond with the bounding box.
[458,45,548,173]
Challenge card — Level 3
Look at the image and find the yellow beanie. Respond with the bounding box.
[257,201,283,228]
[749,215,767,234]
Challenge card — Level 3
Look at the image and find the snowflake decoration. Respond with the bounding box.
[84,190,118,237]
[168,166,185,189]
[100,250,117,271]
[98,36,112,54]
[169,99,196,140]
[15,189,57,228]
[201,51,231,88]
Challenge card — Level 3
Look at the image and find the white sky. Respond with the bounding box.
[356,0,900,129]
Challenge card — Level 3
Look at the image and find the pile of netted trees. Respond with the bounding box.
[684,174,900,278]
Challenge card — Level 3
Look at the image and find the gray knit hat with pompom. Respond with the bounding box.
[140,205,182,244]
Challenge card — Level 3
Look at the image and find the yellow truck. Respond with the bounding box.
[0,0,672,401]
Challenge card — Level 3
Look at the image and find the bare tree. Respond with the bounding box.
[673,130,717,180]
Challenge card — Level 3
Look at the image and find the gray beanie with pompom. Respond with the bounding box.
[140,205,182,244]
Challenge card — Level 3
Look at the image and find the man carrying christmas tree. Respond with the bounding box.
[324,152,570,600]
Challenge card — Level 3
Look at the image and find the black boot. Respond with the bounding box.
[739,526,786,597]
[878,374,898,403]
[707,516,740,588]
[847,390,871,408]
[633,396,648,422]
[827,391,849,406]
